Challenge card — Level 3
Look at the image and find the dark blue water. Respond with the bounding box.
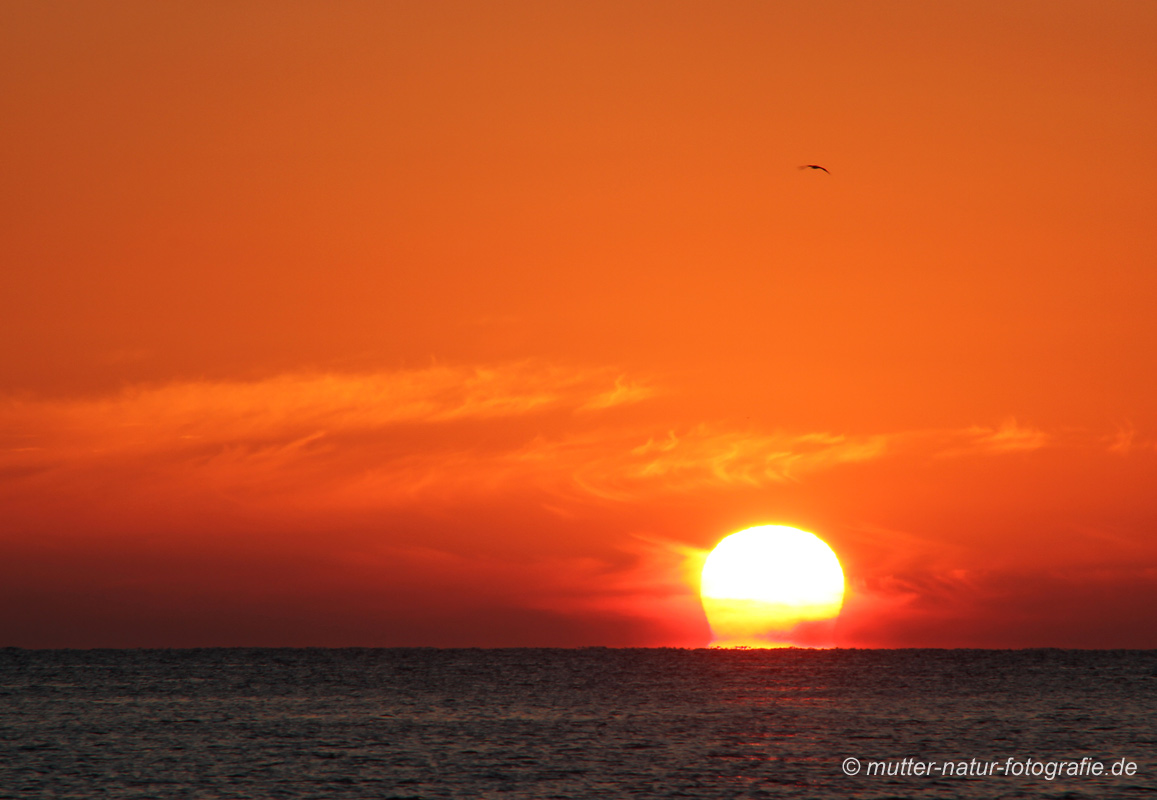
[1,648,1154,799]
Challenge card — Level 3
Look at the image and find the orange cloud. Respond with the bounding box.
[952,418,1050,455]
[1,361,639,458]
[0,366,1123,518]
[3,364,1152,649]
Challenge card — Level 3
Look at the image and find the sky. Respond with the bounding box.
[2,1,1155,648]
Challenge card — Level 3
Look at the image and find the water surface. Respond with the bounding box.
[2,648,1154,798]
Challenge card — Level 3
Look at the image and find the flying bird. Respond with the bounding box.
[800,164,830,174]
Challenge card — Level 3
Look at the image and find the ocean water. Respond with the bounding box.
[1,648,1154,799]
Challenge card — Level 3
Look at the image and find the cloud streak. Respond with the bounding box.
[0,362,644,461]
[0,366,1109,516]
[1,364,1154,648]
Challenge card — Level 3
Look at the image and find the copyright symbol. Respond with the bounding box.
[842,757,861,776]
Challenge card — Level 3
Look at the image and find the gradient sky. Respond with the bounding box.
[2,1,1155,648]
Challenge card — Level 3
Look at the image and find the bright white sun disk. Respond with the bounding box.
[700,525,845,646]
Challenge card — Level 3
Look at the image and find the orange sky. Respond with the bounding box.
[2,1,1155,648]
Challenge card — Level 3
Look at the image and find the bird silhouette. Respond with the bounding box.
[800,164,830,174]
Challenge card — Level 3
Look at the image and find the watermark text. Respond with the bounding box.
[841,756,1140,780]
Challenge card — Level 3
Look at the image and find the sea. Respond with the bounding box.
[1,648,1154,799]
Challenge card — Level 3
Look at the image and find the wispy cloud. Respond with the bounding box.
[577,376,656,412]
[0,366,1121,517]
[533,427,889,500]
[0,362,641,464]
[1103,423,1156,455]
[955,418,1049,455]
[2,366,1153,648]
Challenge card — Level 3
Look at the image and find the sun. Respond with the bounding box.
[700,525,845,647]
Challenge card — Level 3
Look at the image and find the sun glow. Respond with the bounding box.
[700,525,845,647]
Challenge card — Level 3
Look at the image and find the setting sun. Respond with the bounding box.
[2,1,1156,654]
[700,525,845,647]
